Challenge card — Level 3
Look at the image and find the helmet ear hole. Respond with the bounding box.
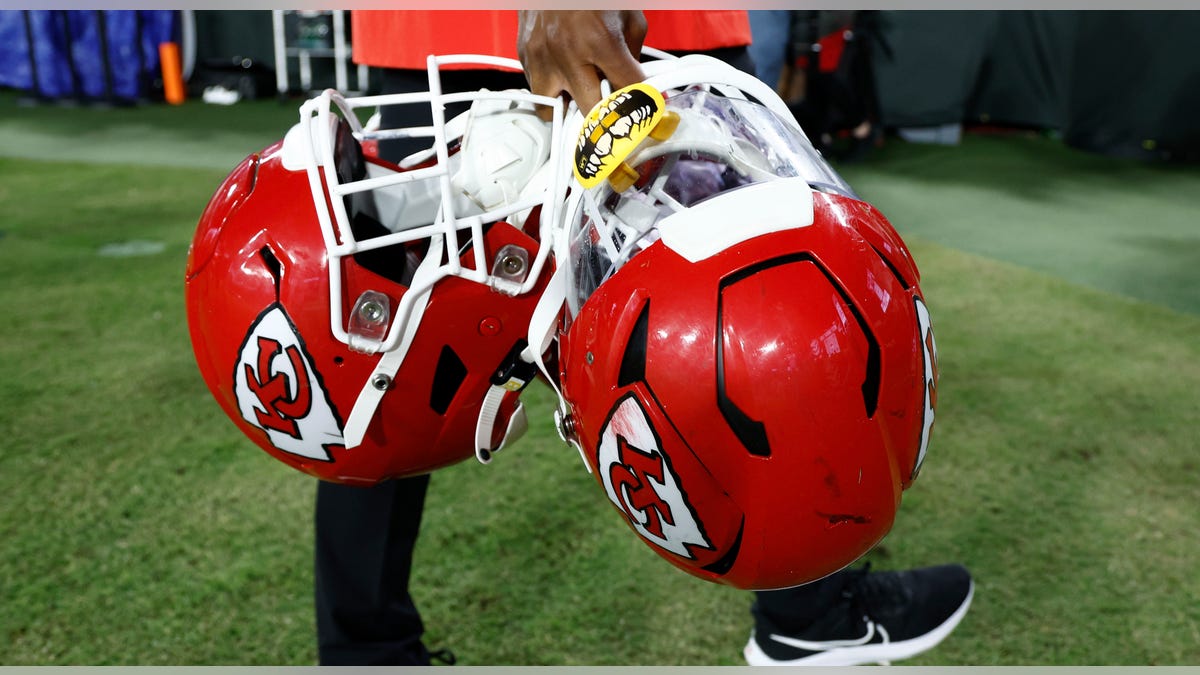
[430,346,468,415]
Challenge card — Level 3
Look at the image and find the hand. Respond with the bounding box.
[517,10,647,115]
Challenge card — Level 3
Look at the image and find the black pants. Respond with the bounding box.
[315,477,852,664]
[315,477,433,665]
[315,65,530,667]
[314,48,851,666]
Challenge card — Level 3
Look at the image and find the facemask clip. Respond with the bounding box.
[490,244,530,296]
[348,290,391,354]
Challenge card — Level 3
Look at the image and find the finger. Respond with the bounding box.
[563,64,605,114]
[527,74,567,122]
[593,50,645,94]
[622,11,648,59]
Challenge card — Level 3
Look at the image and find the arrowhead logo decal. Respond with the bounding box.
[234,304,344,461]
[597,394,713,559]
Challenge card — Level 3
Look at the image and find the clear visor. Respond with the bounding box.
[564,89,855,317]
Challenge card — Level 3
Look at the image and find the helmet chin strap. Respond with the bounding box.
[472,263,567,466]
[473,369,531,464]
[518,263,593,473]
[526,264,566,405]
[342,234,444,449]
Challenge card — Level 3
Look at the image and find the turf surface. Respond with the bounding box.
[0,91,1197,665]
[841,132,1200,316]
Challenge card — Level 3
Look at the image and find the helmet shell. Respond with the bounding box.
[559,191,936,589]
[187,143,546,484]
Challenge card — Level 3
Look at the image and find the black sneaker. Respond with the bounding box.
[744,563,974,666]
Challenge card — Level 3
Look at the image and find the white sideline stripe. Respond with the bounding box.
[744,579,975,667]
[0,125,262,171]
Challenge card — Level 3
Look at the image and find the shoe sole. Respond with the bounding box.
[743,578,975,666]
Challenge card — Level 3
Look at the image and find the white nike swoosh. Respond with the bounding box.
[768,619,887,651]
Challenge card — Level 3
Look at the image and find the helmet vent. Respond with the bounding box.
[258,246,282,286]
[617,302,651,388]
[429,346,468,415]
[717,254,883,457]
[790,254,882,418]
[715,299,772,458]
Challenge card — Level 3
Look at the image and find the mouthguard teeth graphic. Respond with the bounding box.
[575,87,662,184]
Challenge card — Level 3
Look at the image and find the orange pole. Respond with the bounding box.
[159,42,185,105]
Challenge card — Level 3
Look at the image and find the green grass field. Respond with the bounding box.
[1,91,1198,665]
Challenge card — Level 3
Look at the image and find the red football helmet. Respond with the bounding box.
[186,55,568,485]
[547,55,938,589]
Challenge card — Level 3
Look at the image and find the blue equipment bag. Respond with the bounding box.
[0,10,177,103]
